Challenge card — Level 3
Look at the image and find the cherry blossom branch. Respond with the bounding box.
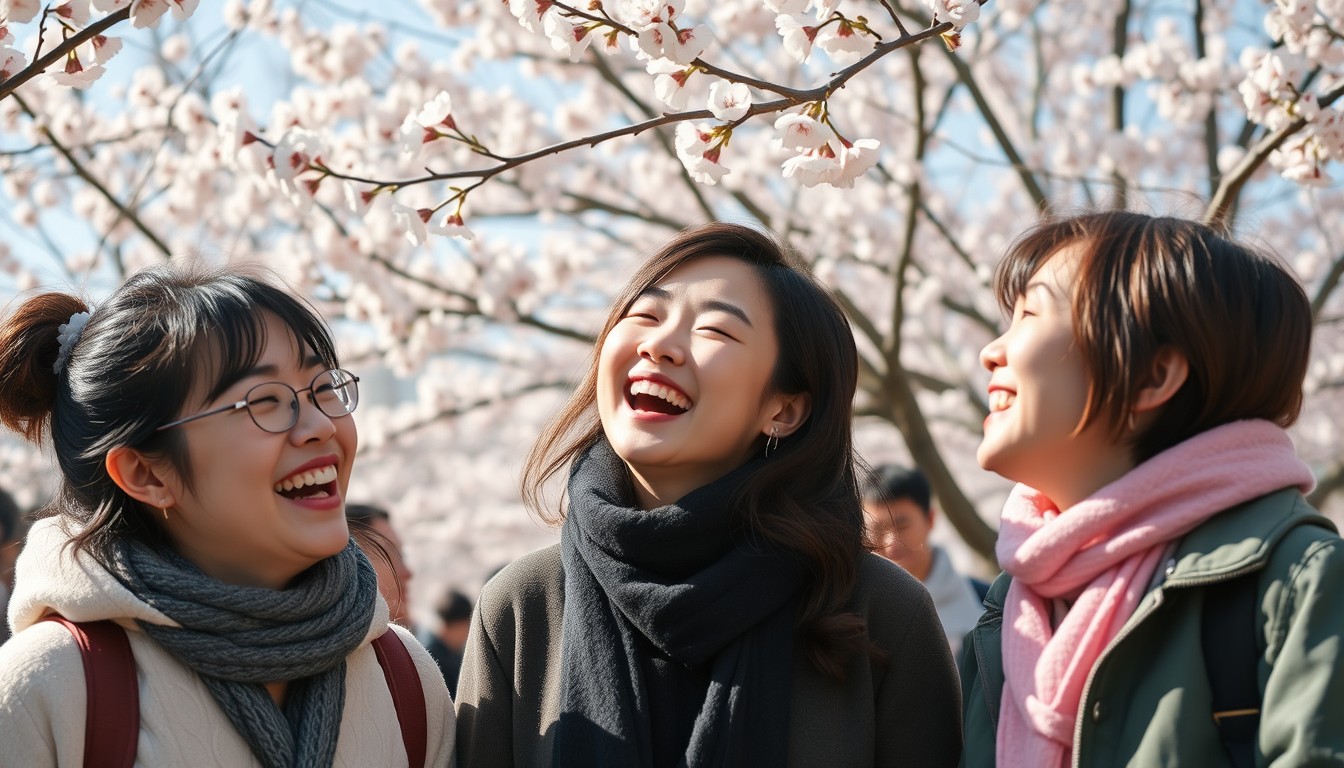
[1193,0,1222,195]
[286,20,957,194]
[0,7,131,101]
[1311,252,1344,319]
[11,91,171,258]
[934,30,1048,209]
[1204,81,1344,229]
[1109,0,1131,209]
[589,53,717,221]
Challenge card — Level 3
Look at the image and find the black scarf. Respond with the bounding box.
[555,439,804,767]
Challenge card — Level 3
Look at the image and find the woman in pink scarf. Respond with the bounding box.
[958,212,1344,768]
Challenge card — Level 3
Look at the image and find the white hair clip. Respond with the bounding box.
[53,311,92,375]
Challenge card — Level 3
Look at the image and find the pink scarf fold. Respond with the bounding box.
[994,420,1315,768]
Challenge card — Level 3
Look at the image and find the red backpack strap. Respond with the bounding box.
[372,628,428,768]
[44,616,139,768]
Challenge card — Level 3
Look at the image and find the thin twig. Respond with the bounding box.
[0,8,132,101]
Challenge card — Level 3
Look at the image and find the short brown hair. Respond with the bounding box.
[994,211,1312,463]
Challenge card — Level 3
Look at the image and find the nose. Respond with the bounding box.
[289,391,338,445]
[637,322,686,366]
[980,331,1007,373]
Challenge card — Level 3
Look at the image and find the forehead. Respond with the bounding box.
[649,255,771,306]
[862,498,925,522]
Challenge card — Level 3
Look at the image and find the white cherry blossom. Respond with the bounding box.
[707,80,751,121]
[775,14,817,62]
[774,112,830,149]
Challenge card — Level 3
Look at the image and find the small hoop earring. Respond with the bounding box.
[159,501,169,521]
[764,426,780,458]
[1126,411,1138,433]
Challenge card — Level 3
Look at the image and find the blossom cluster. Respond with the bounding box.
[0,0,1343,585]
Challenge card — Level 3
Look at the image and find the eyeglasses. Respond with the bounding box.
[156,369,361,434]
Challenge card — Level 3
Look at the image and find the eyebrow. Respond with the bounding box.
[636,287,754,328]
[231,353,327,386]
[1023,279,1063,300]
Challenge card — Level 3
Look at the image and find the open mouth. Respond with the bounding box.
[988,390,1016,412]
[626,379,692,415]
[274,464,338,500]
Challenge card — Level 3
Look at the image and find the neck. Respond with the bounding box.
[627,464,722,510]
[904,548,934,582]
[1040,453,1137,512]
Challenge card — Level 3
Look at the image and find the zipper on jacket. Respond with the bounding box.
[1068,561,1265,768]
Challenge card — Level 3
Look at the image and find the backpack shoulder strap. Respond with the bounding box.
[1200,515,1335,768]
[43,617,139,768]
[372,628,428,768]
[1201,575,1258,768]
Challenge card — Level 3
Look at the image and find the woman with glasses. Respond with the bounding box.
[0,266,454,767]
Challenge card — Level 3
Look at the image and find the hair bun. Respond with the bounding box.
[0,292,91,442]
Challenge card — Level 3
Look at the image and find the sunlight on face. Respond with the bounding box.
[596,255,783,508]
[159,312,358,589]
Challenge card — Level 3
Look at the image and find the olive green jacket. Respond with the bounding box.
[959,489,1344,768]
[455,545,963,767]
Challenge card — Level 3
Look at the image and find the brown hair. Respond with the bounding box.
[522,222,868,679]
[994,211,1312,462]
[0,265,340,567]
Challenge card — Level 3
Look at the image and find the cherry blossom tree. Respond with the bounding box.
[2,0,1343,596]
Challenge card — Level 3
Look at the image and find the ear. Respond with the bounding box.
[764,393,812,439]
[1133,346,1189,414]
[105,446,177,510]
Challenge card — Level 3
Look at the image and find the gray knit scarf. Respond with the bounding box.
[110,538,378,768]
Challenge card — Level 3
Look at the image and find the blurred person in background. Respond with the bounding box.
[346,503,415,629]
[862,464,986,659]
[0,486,25,644]
[425,588,473,697]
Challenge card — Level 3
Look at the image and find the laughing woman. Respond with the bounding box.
[455,223,963,768]
[960,212,1344,767]
[0,267,453,767]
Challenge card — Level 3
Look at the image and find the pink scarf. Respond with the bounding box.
[994,420,1314,768]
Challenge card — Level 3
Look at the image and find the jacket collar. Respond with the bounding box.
[1161,488,1334,586]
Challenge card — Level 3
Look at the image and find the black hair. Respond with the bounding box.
[0,486,19,543]
[0,264,340,567]
[861,464,932,516]
[435,588,474,625]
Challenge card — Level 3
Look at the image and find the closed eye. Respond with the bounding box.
[699,326,740,342]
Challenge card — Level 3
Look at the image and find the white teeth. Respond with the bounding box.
[274,464,338,493]
[988,391,1015,413]
[628,379,691,410]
